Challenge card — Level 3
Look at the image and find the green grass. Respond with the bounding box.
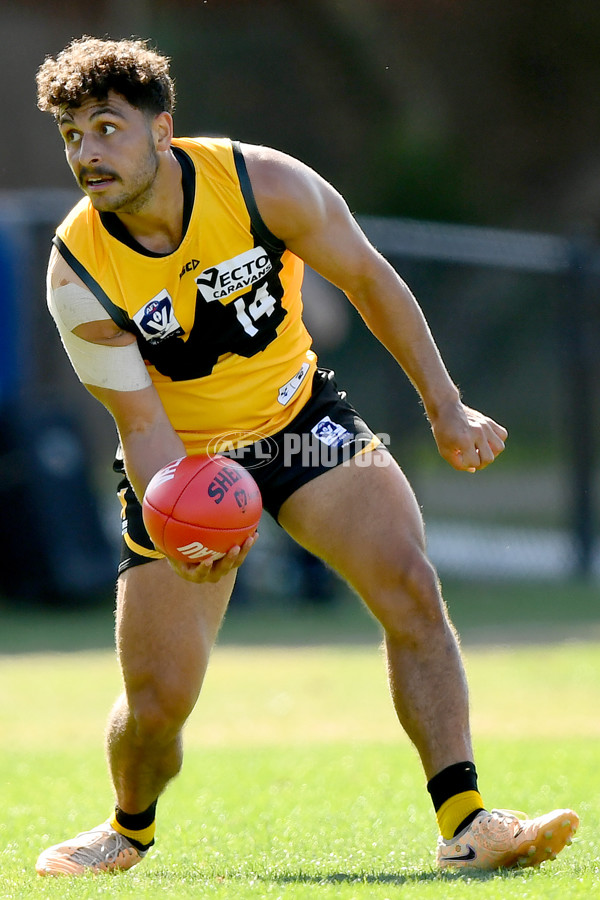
[1,580,599,897]
[2,741,597,898]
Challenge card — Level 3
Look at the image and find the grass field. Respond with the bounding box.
[1,579,599,898]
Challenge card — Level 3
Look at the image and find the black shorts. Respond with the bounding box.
[113,367,386,574]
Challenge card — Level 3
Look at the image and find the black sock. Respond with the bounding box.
[113,800,158,851]
[427,761,479,810]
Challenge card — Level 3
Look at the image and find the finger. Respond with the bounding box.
[451,447,478,473]
[237,531,259,560]
[476,431,507,468]
[465,408,508,445]
[213,534,256,573]
[483,422,507,452]
[201,546,242,581]
[494,423,508,442]
[170,532,259,583]
[168,551,229,583]
[168,557,215,582]
[474,439,495,468]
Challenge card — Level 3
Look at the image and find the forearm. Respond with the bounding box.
[85,382,186,502]
[119,423,186,502]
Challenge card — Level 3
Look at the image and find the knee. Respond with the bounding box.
[126,677,197,745]
[364,544,447,639]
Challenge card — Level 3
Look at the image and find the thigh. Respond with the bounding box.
[278,449,430,600]
[115,558,235,705]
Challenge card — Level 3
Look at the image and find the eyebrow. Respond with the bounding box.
[58,104,127,127]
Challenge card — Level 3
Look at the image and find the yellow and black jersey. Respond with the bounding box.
[53,137,317,453]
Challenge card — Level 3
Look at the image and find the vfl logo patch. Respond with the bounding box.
[311,416,353,448]
[176,541,225,562]
[195,247,272,304]
[133,290,184,344]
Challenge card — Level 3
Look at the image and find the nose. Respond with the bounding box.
[76,133,102,167]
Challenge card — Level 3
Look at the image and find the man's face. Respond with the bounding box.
[58,90,161,213]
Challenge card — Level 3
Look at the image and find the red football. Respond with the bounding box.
[142,455,262,564]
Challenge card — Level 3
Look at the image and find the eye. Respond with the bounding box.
[101,123,117,136]
[63,129,81,145]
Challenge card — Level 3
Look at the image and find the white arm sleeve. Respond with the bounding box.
[47,281,152,392]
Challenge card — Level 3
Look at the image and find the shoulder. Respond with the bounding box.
[240,143,329,211]
[238,143,348,244]
[47,247,129,341]
[48,244,87,290]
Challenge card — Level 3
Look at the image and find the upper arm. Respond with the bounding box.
[240,144,392,297]
[47,246,152,391]
[48,247,135,345]
[48,249,182,490]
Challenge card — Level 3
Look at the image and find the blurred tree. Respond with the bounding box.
[144,0,600,230]
[10,0,600,231]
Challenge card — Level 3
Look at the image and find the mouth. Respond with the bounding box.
[81,171,117,191]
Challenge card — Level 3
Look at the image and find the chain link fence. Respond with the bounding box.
[329,216,600,580]
[1,191,598,600]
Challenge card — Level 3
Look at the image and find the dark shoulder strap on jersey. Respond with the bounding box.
[232,141,287,255]
[52,235,134,333]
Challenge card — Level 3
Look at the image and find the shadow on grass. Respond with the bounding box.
[275,870,525,886]
[146,866,528,887]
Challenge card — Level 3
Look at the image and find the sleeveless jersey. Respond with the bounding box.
[53,137,318,453]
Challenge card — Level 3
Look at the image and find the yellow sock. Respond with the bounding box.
[436,790,484,840]
[110,812,156,849]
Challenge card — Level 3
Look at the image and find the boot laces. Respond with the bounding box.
[69,829,135,866]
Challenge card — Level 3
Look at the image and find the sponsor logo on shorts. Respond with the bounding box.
[311,416,353,447]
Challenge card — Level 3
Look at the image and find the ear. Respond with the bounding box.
[153,111,173,151]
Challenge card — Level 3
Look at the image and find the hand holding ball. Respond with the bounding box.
[142,455,262,564]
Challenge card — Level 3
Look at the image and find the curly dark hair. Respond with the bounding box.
[36,36,176,117]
